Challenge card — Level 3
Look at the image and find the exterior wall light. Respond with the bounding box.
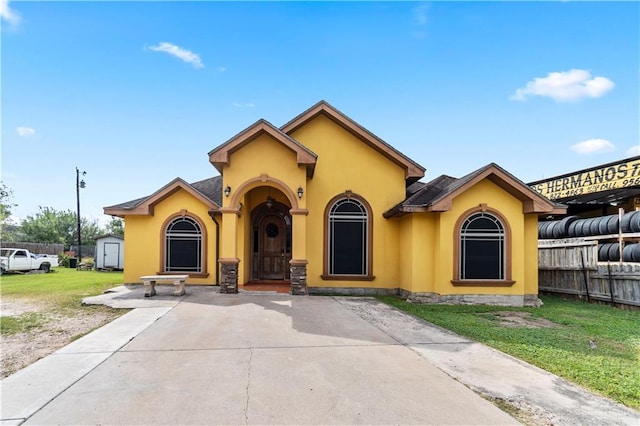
[224,185,231,197]
[297,186,304,199]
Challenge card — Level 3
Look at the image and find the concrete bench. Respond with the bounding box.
[140,275,188,297]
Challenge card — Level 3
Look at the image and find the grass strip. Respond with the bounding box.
[1,312,47,335]
[377,294,640,409]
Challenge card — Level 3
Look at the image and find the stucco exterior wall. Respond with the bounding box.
[398,214,438,294]
[523,213,539,296]
[289,114,406,288]
[433,179,534,297]
[394,179,540,302]
[220,134,307,284]
[122,188,217,285]
[111,103,550,306]
[397,216,413,292]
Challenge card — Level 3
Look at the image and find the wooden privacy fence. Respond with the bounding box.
[0,242,64,256]
[538,239,640,308]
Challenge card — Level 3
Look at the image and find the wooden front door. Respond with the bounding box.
[259,215,287,280]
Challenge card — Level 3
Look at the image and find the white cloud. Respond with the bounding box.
[232,102,255,108]
[0,0,20,25]
[218,67,227,73]
[148,42,204,69]
[510,69,614,102]
[626,145,640,157]
[16,126,35,137]
[571,138,615,155]
[411,3,430,38]
[413,3,429,26]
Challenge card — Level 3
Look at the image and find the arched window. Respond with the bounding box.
[165,216,202,272]
[327,197,370,276]
[459,212,505,280]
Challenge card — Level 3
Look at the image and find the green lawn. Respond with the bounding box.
[377,295,640,409]
[1,267,125,334]
[1,267,124,307]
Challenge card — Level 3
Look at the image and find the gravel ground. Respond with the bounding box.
[0,298,125,378]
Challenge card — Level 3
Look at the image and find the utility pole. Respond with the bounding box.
[76,167,86,263]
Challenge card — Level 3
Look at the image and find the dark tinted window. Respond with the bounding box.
[165,217,202,272]
[329,199,368,275]
[460,213,505,280]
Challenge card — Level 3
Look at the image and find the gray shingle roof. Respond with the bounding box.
[104,176,222,211]
[403,175,458,207]
[383,175,457,218]
[384,162,566,218]
[406,181,426,197]
[190,175,223,207]
[103,196,148,210]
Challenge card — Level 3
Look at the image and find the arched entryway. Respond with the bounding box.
[218,176,308,295]
[250,199,291,281]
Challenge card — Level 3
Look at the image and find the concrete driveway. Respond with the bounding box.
[2,286,638,425]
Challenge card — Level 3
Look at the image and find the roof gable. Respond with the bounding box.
[281,100,425,183]
[104,176,221,217]
[384,163,566,218]
[208,119,317,178]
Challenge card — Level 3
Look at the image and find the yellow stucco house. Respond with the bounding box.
[104,101,564,306]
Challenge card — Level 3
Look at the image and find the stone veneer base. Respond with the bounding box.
[398,289,543,307]
[290,264,308,295]
[220,263,239,294]
[308,287,398,296]
[309,287,541,307]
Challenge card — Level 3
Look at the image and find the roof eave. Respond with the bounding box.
[281,100,425,182]
[104,178,220,218]
[383,205,430,218]
[427,164,563,214]
[208,120,317,175]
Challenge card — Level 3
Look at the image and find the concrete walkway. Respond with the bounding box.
[1,285,638,425]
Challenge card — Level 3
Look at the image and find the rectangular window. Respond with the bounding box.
[329,219,367,275]
[166,238,201,272]
[462,239,503,279]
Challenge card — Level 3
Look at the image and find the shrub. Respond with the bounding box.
[58,251,75,268]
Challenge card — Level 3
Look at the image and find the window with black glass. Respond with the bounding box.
[165,216,202,272]
[459,212,505,280]
[328,198,368,275]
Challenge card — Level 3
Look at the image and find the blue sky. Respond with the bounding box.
[2,1,639,226]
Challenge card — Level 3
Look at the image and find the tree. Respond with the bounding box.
[20,206,102,249]
[0,182,18,242]
[0,182,16,223]
[105,217,124,236]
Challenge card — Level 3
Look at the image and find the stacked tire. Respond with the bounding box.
[598,243,621,262]
[598,243,640,262]
[538,216,580,239]
[622,244,640,262]
[539,211,640,239]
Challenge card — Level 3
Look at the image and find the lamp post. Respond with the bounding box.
[76,167,86,263]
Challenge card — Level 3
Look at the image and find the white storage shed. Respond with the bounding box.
[94,234,124,270]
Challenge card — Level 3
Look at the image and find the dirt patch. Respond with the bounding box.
[1,297,124,378]
[488,395,559,426]
[1,299,45,317]
[492,311,555,328]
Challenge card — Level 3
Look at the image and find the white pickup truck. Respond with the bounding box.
[0,248,59,275]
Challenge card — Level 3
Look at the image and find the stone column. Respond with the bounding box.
[219,205,240,294]
[219,258,240,294]
[289,206,308,295]
[290,259,308,295]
